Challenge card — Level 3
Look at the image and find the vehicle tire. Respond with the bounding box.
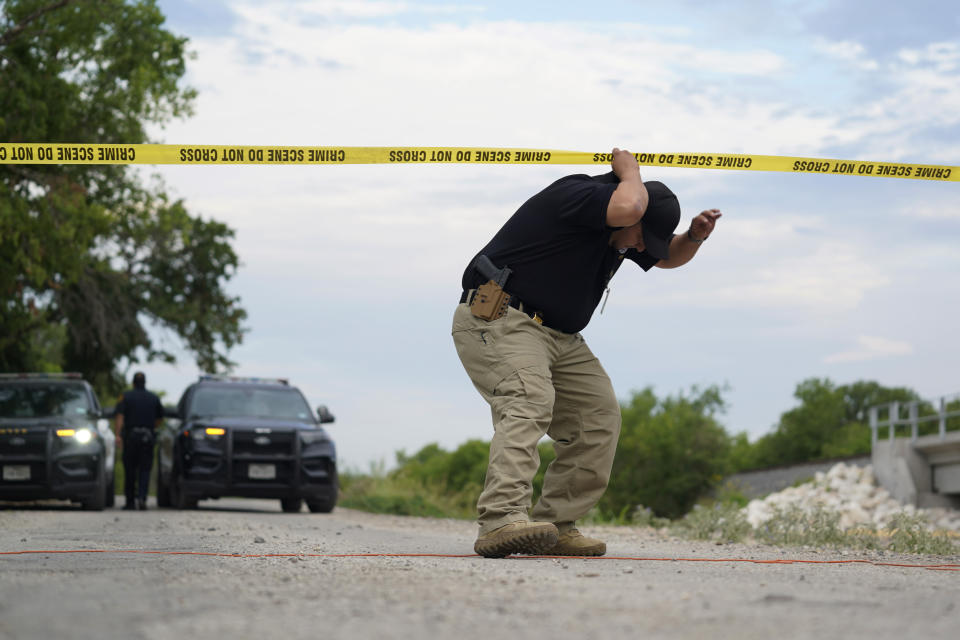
[81,463,107,511]
[105,472,116,508]
[156,450,171,508]
[169,454,198,509]
[280,497,303,513]
[306,499,335,513]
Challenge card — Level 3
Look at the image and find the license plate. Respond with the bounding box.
[248,463,276,480]
[2,465,30,481]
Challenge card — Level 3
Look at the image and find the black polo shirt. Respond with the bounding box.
[461,172,658,333]
[116,388,163,430]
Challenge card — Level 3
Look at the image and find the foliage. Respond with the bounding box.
[670,502,751,542]
[754,504,848,547]
[0,0,245,395]
[885,513,958,555]
[735,378,919,470]
[339,438,558,520]
[345,386,732,522]
[598,385,731,520]
[624,505,670,528]
[338,442,486,519]
[743,505,957,555]
[711,480,749,507]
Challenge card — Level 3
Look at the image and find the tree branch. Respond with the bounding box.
[0,0,76,48]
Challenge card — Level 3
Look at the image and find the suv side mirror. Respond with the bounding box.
[316,405,335,424]
[163,405,180,419]
[100,407,116,419]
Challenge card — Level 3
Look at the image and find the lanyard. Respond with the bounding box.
[600,251,627,314]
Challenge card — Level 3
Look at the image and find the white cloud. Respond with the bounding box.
[138,1,960,461]
[241,0,462,20]
[898,41,960,73]
[899,198,960,220]
[846,41,960,162]
[814,38,879,71]
[609,214,890,313]
[690,242,889,311]
[163,7,840,159]
[824,335,914,364]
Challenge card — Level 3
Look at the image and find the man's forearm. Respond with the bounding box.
[657,232,702,269]
[656,209,721,269]
[606,148,650,226]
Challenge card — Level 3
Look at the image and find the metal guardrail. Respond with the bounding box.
[869,392,960,445]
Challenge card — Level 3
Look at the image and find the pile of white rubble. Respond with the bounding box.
[743,462,960,532]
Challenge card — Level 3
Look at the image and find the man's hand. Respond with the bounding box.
[610,147,640,181]
[656,208,723,269]
[689,209,722,242]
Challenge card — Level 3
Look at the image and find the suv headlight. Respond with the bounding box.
[300,430,328,445]
[56,428,94,444]
[191,427,225,440]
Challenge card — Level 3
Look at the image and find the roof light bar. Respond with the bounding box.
[198,375,289,385]
[0,372,83,379]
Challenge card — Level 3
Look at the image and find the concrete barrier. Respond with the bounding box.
[870,393,960,509]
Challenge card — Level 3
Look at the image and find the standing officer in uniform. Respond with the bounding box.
[114,372,164,510]
[453,148,722,557]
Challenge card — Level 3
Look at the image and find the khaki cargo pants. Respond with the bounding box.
[451,303,621,535]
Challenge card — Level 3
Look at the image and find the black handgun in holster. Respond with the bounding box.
[469,255,512,321]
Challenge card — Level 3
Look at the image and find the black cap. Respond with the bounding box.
[641,181,680,261]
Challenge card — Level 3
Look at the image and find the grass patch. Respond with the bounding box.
[745,506,957,554]
[338,467,476,520]
[671,502,751,542]
[754,505,848,548]
[885,513,958,555]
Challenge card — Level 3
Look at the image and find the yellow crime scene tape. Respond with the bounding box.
[0,143,956,181]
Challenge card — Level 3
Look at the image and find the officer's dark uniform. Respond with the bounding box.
[115,376,163,510]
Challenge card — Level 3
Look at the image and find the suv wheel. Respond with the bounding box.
[156,450,172,508]
[81,463,107,511]
[306,499,335,513]
[280,497,303,513]
[105,472,116,508]
[169,454,198,509]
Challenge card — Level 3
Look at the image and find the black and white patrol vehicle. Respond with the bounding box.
[157,375,338,513]
[0,373,116,510]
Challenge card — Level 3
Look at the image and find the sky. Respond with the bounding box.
[135,0,960,471]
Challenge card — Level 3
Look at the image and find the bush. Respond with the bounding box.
[671,502,751,542]
[741,379,919,470]
[339,464,469,518]
[599,386,731,520]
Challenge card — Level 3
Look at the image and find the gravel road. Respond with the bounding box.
[1,497,957,640]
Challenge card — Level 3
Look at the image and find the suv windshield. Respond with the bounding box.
[189,386,313,421]
[0,383,91,418]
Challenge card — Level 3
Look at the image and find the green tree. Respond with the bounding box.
[599,386,731,520]
[743,378,919,469]
[0,0,245,393]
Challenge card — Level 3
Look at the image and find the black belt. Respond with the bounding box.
[460,289,544,324]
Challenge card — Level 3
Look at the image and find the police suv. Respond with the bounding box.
[157,375,338,513]
[0,373,116,510]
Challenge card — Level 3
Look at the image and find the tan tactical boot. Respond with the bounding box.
[474,521,559,558]
[542,528,606,556]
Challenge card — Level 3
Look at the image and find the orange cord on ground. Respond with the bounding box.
[0,549,956,571]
